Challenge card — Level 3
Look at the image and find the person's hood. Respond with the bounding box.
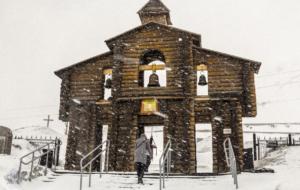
[140,134,146,140]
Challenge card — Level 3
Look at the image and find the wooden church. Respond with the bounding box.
[55,0,261,174]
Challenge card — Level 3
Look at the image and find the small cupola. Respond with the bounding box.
[138,0,172,25]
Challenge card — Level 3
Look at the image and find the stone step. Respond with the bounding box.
[52,170,220,177]
[117,175,216,180]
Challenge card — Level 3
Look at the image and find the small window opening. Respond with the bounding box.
[139,50,167,87]
[197,64,208,96]
[103,69,112,100]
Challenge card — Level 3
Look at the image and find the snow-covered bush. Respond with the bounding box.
[4,165,44,184]
[4,169,20,184]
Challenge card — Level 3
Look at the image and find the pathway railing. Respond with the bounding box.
[17,139,59,183]
[159,137,172,190]
[223,138,238,189]
[79,140,110,190]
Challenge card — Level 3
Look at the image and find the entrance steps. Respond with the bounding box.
[52,170,219,178]
[41,173,62,183]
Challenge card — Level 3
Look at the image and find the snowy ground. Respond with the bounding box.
[0,139,38,190]
[2,141,300,189]
[2,125,300,190]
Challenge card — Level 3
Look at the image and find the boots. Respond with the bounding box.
[138,177,144,184]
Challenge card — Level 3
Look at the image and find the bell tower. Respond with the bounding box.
[138,0,172,25]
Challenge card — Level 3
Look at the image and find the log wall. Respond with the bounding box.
[58,23,258,174]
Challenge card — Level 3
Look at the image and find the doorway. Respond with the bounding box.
[144,126,164,172]
[195,123,213,173]
[101,125,109,172]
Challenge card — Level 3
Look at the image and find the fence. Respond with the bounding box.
[293,138,300,145]
[14,135,62,165]
[253,133,300,160]
[14,135,60,144]
[17,139,60,183]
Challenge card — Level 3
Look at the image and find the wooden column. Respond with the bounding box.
[59,72,71,122]
[109,44,125,171]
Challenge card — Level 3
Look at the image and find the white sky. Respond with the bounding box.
[1,0,300,130]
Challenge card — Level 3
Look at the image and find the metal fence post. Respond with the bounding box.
[53,140,58,171]
[80,161,83,190]
[106,141,110,173]
[163,158,165,189]
[167,151,171,178]
[288,134,292,146]
[89,164,92,187]
[17,160,22,183]
[100,154,102,178]
[45,144,50,175]
[257,138,260,160]
[29,153,34,182]
[159,162,162,190]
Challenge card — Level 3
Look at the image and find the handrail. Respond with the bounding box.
[159,137,172,190]
[223,138,238,189]
[79,140,110,190]
[17,138,60,183]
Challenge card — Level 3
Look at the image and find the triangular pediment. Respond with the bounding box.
[105,22,201,50]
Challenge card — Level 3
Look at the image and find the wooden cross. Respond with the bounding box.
[43,115,54,128]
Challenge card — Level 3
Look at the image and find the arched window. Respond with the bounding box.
[139,50,167,87]
[197,64,208,96]
[103,68,112,100]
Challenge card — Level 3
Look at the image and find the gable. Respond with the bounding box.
[193,47,260,117]
[105,22,201,50]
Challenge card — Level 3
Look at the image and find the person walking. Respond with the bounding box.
[135,133,151,184]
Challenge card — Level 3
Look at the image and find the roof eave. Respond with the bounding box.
[54,51,112,79]
[194,47,262,74]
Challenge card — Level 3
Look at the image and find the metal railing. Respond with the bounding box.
[223,138,238,189]
[17,139,59,183]
[159,137,172,190]
[79,140,110,190]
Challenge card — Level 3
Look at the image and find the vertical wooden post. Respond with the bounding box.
[288,134,292,146]
[257,138,260,160]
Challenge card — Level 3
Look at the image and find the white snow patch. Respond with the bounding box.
[72,99,81,104]
[213,116,222,122]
